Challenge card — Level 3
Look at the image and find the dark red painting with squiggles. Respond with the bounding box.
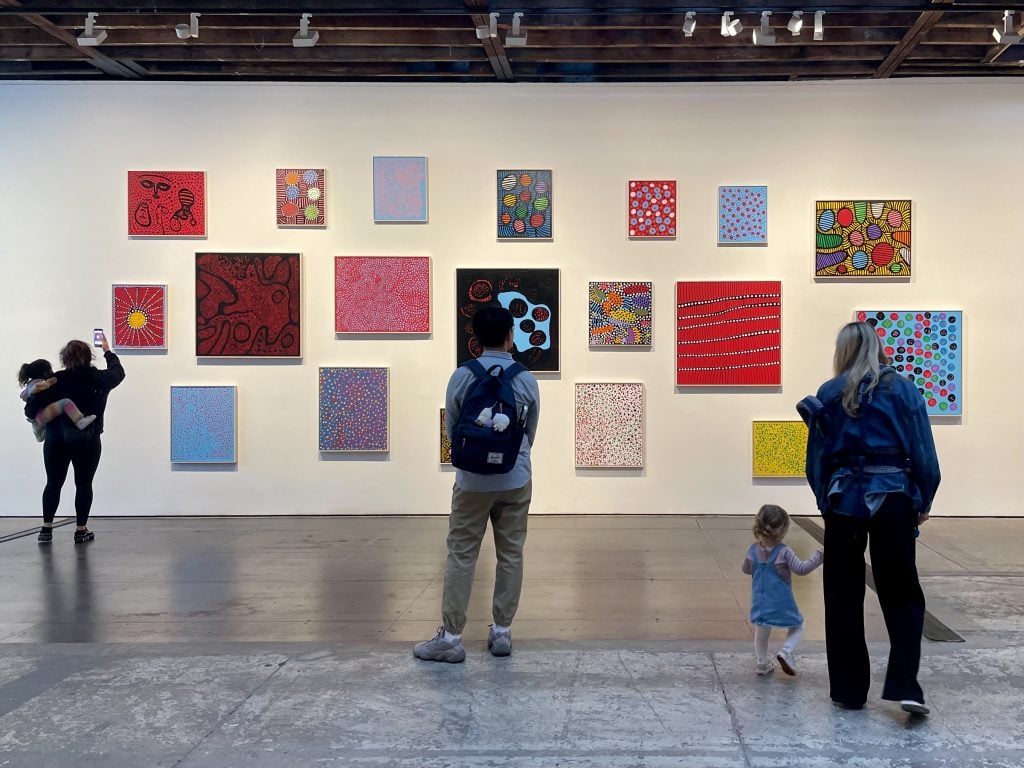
[128,171,206,237]
[195,253,301,357]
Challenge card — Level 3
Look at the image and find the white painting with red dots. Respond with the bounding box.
[574,383,645,469]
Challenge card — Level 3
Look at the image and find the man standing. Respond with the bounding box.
[414,306,540,663]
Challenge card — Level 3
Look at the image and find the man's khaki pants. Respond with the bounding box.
[441,481,531,634]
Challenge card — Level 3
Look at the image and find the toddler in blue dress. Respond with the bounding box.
[742,504,823,676]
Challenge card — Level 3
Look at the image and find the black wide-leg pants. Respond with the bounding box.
[823,494,926,706]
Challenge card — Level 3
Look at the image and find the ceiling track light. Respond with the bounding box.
[753,11,776,45]
[993,10,1022,44]
[293,13,320,47]
[174,12,200,41]
[813,10,826,41]
[476,12,499,40]
[77,12,107,47]
[720,11,743,38]
[682,11,697,37]
[787,10,804,36]
[506,12,527,47]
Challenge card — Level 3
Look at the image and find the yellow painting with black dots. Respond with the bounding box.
[752,420,808,478]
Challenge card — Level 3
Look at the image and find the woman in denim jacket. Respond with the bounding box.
[799,322,940,715]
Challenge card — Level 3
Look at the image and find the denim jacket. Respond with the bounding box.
[800,367,940,518]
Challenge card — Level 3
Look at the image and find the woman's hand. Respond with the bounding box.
[100,333,110,353]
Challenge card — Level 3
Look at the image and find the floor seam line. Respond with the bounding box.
[711,651,753,768]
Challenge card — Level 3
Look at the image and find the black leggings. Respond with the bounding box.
[42,434,102,527]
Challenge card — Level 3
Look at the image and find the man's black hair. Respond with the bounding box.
[472,305,515,349]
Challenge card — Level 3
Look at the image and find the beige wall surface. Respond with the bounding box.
[1,79,1019,517]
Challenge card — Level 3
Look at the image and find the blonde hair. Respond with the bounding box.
[753,504,789,545]
[833,322,887,417]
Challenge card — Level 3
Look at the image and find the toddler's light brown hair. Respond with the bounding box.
[753,504,790,545]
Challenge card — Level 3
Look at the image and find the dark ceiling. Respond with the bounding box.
[1,1,1023,82]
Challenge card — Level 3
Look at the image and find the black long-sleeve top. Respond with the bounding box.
[24,351,125,434]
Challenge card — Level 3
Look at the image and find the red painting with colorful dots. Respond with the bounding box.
[335,257,430,334]
[128,171,206,237]
[628,180,676,239]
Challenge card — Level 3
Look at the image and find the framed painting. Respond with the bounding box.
[589,281,652,346]
[455,268,560,372]
[439,408,452,465]
[574,383,645,469]
[497,170,552,239]
[335,256,430,334]
[276,168,325,227]
[676,281,782,387]
[857,310,962,416]
[628,180,676,239]
[718,185,767,245]
[112,284,166,350]
[195,253,301,358]
[319,367,389,452]
[815,200,911,278]
[752,420,808,478]
[170,385,236,464]
[128,171,206,237]
[373,156,428,223]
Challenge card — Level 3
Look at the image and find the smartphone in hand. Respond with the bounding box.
[93,328,105,347]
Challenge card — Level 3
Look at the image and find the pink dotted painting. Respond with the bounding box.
[574,383,645,469]
[335,257,431,334]
[718,186,767,245]
[628,180,676,239]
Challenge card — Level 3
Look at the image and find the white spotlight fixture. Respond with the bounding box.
[293,13,320,47]
[753,11,776,45]
[506,12,527,46]
[787,10,804,36]
[476,12,499,40]
[77,12,108,46]
[682,11,697,37]
[174,12,200,40]
[720,11,743,37]
[813,10,826,41]
[993,10,1022,44]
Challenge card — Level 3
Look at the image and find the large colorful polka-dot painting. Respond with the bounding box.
[628,180,676,239]
[170,386,236,464]
[497,170,552,239]
[858,311,962,416]
[112,283,166,349]
[575,383,645,468]
[276,168,325,227]
[816,200,911,278]
[752,420,808,478]
[335,256,430,334]
[589,281,652,346]
[718,185,767,245]
[318,367,389,452]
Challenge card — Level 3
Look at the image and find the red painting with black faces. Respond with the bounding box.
[128,171,206,237]
[195,253,301,357]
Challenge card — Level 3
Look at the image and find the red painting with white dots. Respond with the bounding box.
[335,257,430,334]
[112,284,166,349]
[628,180,676,239]
[128,171,206,237]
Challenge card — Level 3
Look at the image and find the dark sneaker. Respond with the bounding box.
[900,700,929,716]
[832,699,864,711]
[73,528,95,544]
[487,626,512,657]
[413,627,465,663]
[37,527,53,544]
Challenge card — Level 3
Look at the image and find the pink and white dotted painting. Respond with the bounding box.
[628,180,676,239]
[718,186,767,245]
[335,256,430,334]
[373,157,428,223]
[574,383,645,469]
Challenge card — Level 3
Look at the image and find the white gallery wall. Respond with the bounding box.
[1,79,1020,517]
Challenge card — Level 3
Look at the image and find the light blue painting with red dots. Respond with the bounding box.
[319,367,389,451]
[497,170,551,239]
[858,311,962,416]
[718,186,767,245]
[373,157,427,223]
[628,180,676,239]
[170,386,236,463]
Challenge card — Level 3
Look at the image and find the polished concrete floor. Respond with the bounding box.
[0,515,1022,766]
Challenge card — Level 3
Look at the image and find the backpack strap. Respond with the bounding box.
[504,362,527,380]
[464,359,489,379]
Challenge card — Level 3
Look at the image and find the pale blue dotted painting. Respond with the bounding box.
[170,386,237,463]
[373,157,428,223]
[319,367,389,452]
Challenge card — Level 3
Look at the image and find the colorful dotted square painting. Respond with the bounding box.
[373,156,428,223]
[276,168,325,227]
[440,408,452,465]
[589,281,652,346]
[857,310,962,416]
[335,257,430,334]
[816,200,911,278]
[128,171,206,237]
[574,383,645,469]
[628,180,676,239]
[112,284,166,350]
[195,253,301,358]
[170,386,236,464]
[676,281,782,387]
[319,367,389,452]
[497,170,552,239]
[752,420,808,478]
[718,186,767,245]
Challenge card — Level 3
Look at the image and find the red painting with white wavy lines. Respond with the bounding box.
[676,281,781,386]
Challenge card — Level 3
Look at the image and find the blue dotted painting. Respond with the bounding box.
[718,186,767,245]
[319,367,389,452]
[170,386,236,463]
[373,157,428,223]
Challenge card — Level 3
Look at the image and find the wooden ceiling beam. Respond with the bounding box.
[466,0,512,80]
[873,0,954,78]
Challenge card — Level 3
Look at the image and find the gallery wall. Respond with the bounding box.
[1,79,1020,517]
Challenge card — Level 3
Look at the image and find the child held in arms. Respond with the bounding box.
[18,359,96,442]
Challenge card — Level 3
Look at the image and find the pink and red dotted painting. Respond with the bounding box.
[628,180,676,239]
[575,383,645,468]
[276,168,325,227]
[335,257,430,334]
[816,200,911,278]
[128,171,206,237]
[857,310,962,416]
[718,186,767,245]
